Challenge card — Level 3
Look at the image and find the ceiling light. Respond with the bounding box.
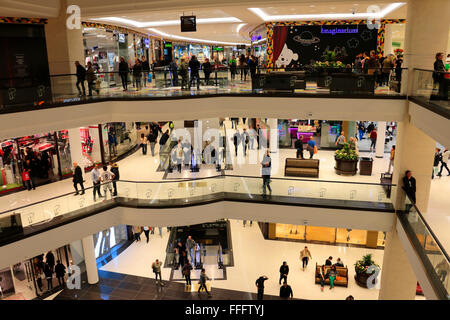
[148,28,249,46]
[94,16,242,28]
[248,3,405,21]
[236,23,247,33]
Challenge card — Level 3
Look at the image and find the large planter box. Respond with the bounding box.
[355,272,377,288]
[335,158,358,175]
[329,73,375,94]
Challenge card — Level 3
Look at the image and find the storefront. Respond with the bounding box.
[100,122,138,163]
[262,222,386,249]
[0,131,72,193]
[188,44,210,62]
[1,245,72,300]
[174,43,189,62]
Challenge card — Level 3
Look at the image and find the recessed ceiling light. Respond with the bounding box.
[94,16,242,28]
[248,3,405,21]
[148,28,249,46]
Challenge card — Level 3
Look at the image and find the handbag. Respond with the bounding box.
[148,73,152,82]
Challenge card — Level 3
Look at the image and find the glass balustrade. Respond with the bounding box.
[0,67,407,113]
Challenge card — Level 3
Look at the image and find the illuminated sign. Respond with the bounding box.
[320,27,359,35]
[251,35,262,42]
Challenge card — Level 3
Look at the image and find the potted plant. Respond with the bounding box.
[334,142,358,175]
[354,254,380,288]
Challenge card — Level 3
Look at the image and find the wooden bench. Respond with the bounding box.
[284,158,319,178]
[315,263,349,287]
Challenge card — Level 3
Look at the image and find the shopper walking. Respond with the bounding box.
[140,133,148,155]
[91,164,103,201]
[143,226,150,243]
[75,61,86,96]
[109,161,119,196]
[169,59,178,86]
[438,148,450,176]
[261,150,272,196]
[119,57,129,91]
[335,131,346,149]
[152,259,163,285]
[307,136,316,159]
[86,62,99,96]
[133,225,141,242]
[239,54,248,81]
[229,56,237,80]
[55,260,66,287]
[179,58,189,90]
[22,168,33,191]
[255,275,268,300]
[100,165,115,199]
[242,128,249,156]
[44,263,53,291]
[72,162,85,195]
[279,261,289,285]
[186,236,196,263]
[147,129,157,157]
[189,55,201,90]
[141,56,150,87]
[132,59,143,91]
[182,262,193,287]
[279,281,293,299]
[388,145,395,173]
[198,268,211,296]
[202,58,212,85]
[233,130,241,156]
[295,136,304,159]
[432,148,442,179]
[159,129,170,152]
[300,246,312,270]
[368,128,377,152]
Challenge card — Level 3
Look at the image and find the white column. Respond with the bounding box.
[268,118,278,153]
[375,121,387,158]
[44,0,84,75]
[384,24,394,56]
[68,127,85,175]
[379,226,417,300]
[403,0,450,93]
[81,235,99,284]
[391,117,436,211]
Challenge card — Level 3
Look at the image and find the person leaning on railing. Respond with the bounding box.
[433,52,449,100]
[402,170,416,209]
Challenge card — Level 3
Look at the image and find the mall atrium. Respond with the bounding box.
[0,0,449,305]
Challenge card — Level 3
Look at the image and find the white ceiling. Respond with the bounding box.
[0,0,407,44]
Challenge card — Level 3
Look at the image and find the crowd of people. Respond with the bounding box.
[32,251,67,293]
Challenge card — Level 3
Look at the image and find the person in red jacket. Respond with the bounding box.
[370,128,377,153]
[22,169,33,191]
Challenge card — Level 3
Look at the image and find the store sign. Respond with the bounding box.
[213,47,224,52]
[118,33,125,43]
[164,42,172,48]
[320,26,359,35]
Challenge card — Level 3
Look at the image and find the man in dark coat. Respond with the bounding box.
[73,162,84,195]
[402,170,416,204]
[188,55,201,89]
[75,61,86,96]
[55,260,66,287]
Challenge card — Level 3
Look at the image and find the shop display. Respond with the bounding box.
[94,225,128,258]
[101,122,138,162]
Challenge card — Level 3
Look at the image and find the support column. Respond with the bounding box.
[268,118,278,153]
[391,117,436,211]
[403,0,450,93]
[375,121,387,158]
[81,235,99,284]
[383,24,394,56]
[44,0,84,75]
[379,227,417,300]
[68,127,84,174]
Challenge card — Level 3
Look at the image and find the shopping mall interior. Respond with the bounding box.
[0,0,449,304]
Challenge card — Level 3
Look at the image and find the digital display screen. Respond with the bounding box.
[118,33,125,43]
[181,16,196,32]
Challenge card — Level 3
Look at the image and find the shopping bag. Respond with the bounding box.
[148,73,152,83]
[314,145,318,154]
